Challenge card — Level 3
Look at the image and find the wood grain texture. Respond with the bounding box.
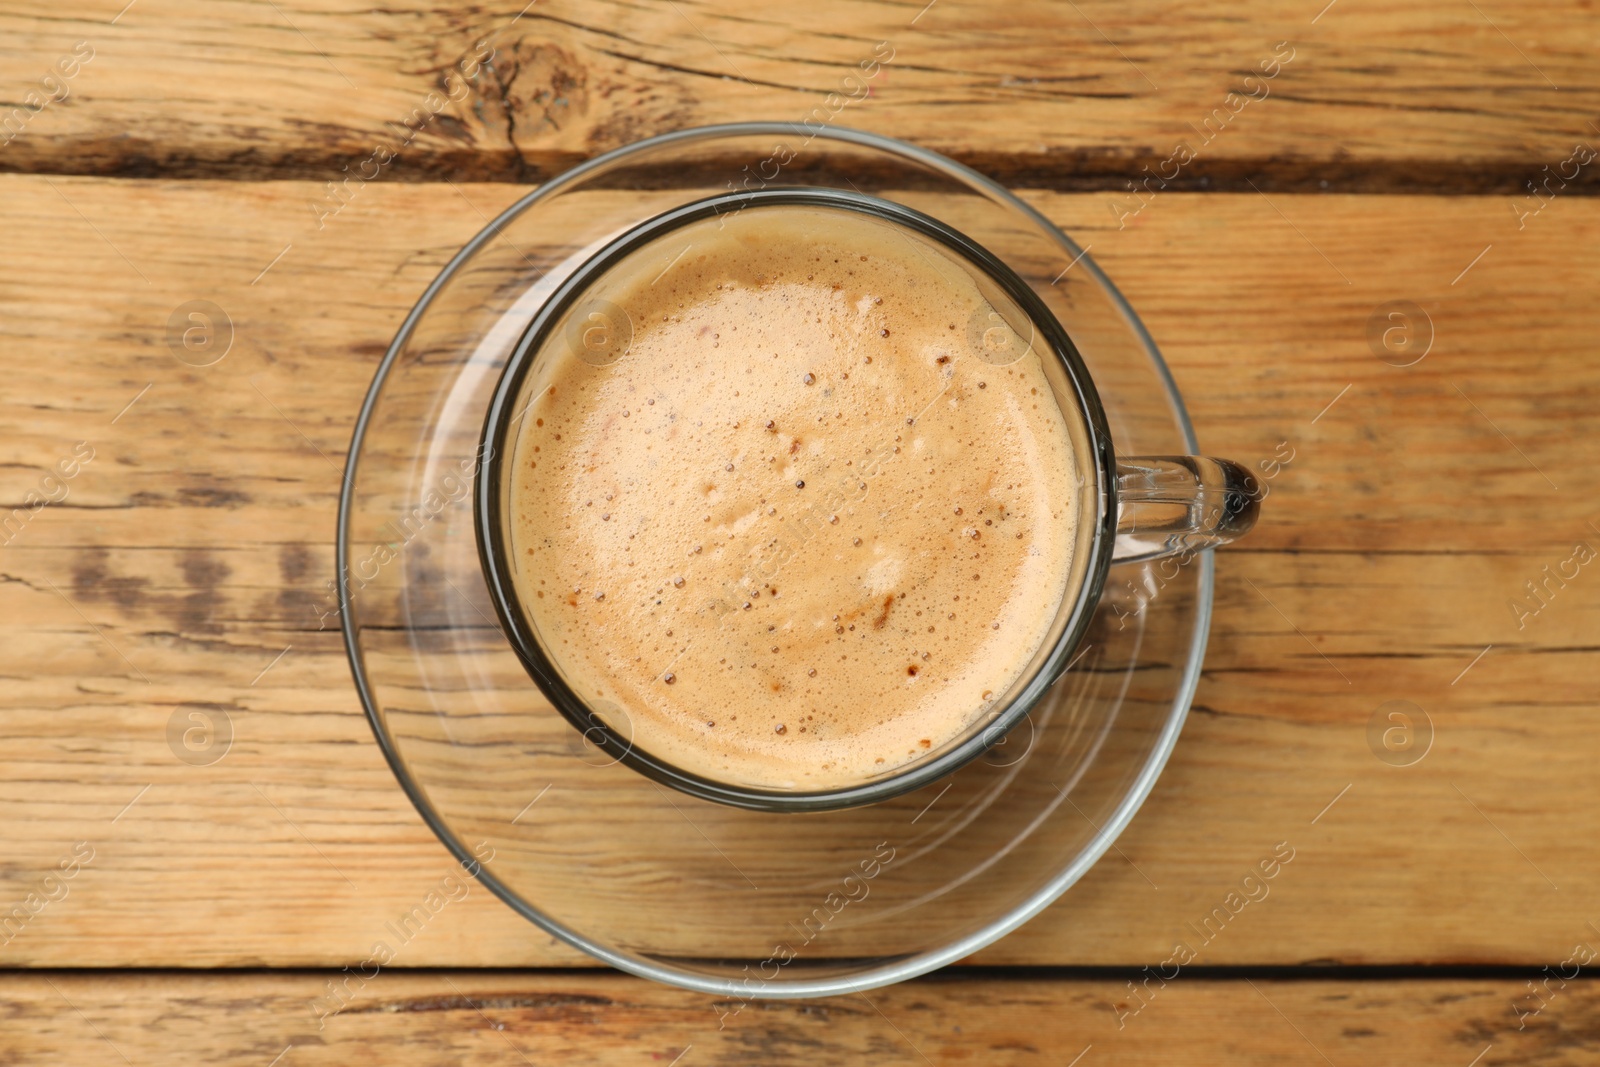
[0,173,1595,968]
[3,970,1593,1065]
[0,0,1596,190]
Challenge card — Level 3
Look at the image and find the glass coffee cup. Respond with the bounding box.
[475,187,1258,812]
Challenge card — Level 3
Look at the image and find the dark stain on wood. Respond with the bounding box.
[176,484,252,509]
[277,543,322,621]
[71,547,150,614]
[180,551,231,633]
[346,991,616,1015]
[278,544,314,585]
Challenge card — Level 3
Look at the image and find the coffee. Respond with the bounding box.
[504,203,1080,791]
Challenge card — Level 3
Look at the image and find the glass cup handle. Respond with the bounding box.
[1113,456,1261,564]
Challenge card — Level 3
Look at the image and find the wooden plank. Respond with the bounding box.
[1,970,1587,1065]
[1,175,1597,968]
[0,0,1596,189]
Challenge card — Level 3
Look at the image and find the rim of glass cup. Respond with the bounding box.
[476,186,1117,813]
[338,122,1213,998]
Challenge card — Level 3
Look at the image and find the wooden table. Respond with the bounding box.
[3,1,1597,1062]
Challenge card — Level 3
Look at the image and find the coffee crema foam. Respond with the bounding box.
[508,204,1080,791]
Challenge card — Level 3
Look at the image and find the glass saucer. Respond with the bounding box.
[339,124,1210,997]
